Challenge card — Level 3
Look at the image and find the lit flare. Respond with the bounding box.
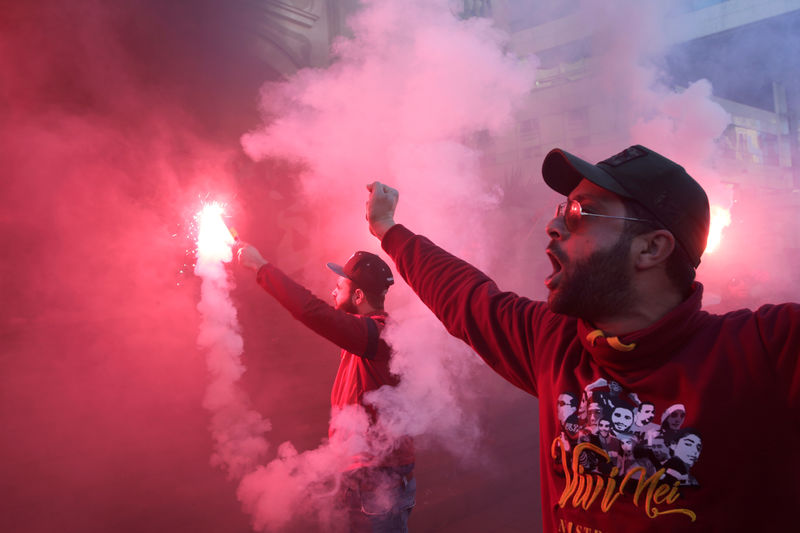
[705,205,731,254]
[196,202,236,263]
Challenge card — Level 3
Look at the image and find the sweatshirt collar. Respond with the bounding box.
[576,283,706,371]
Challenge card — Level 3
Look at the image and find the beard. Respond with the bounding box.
[335,298,359,314]
[547,232,636,321]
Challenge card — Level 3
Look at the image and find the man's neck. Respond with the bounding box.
[592,286,684,337]
[355,303,382,316]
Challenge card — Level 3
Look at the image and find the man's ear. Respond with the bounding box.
[352,287,366,305]
[633,229,675,270]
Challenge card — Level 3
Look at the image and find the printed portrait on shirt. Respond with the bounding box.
[554,380,701,487]
[557,392,581,438]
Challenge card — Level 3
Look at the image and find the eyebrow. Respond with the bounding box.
[571,194,612,211]
[570,192,616,209]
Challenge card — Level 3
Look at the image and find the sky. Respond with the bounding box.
[2,1,798,532]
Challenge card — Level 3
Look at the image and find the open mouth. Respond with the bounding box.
[545,249,563,288]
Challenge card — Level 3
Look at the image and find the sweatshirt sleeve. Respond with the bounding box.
[255,263,385,359]
[381,224,547,396]
[755,303,800,411]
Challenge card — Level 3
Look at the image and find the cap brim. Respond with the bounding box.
[326,262,349,279]
[542,148,631,198]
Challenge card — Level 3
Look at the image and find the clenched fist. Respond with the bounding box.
[366,181,399,239]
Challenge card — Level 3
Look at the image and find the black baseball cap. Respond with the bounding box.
[327,251,394,295]
[542,145,710,267]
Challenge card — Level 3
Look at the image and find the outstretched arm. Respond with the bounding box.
[364,182,548,396]
[236,243,387,360]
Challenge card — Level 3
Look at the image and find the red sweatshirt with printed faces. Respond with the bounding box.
[256,263,414,468]
[382,225,800,533]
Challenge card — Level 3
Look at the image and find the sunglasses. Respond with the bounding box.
[555,199,653,232]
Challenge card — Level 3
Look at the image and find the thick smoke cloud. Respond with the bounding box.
[242,0,535,259]
[196,205,272,480]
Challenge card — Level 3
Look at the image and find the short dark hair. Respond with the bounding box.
[356,285,387,310]
[621,198,696,296]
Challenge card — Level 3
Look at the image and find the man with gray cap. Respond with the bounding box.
[365,145,800,532]
[238,245,415,532]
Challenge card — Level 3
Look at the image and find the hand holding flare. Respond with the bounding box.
[237,243,268,272]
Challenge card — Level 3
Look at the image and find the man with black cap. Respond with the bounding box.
[238,244,415,532]
[364,145,800,532]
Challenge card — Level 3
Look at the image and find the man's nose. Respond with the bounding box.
[546,215,566,240]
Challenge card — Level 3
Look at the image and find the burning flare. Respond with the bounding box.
[196,202,236,264]
[705,205,731,254]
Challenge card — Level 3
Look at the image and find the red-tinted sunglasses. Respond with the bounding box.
[556,199,653,232]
